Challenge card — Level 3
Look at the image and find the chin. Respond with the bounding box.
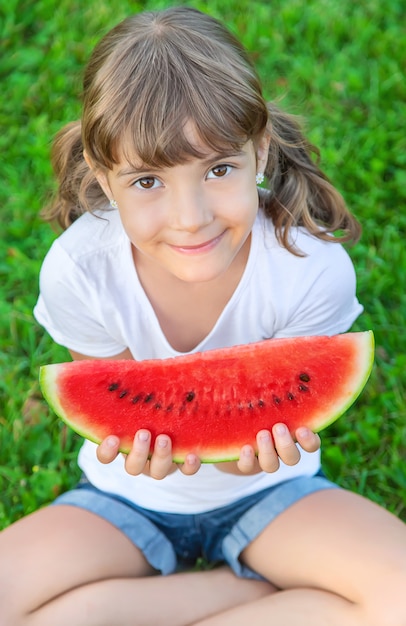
[175,271,221,284]
[172,263,229,284]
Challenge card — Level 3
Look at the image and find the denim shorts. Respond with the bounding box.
[53,471,338,580]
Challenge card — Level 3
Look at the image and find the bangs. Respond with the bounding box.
[83,10,268,170]
[118,75,261,169]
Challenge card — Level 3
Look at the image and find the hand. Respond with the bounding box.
[236,424,321,474]
[96,431,201,479]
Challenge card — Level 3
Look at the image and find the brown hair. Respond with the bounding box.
[44,6,361,253]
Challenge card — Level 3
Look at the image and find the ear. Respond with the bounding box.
[256,129,271,174]
[83,150,113,201]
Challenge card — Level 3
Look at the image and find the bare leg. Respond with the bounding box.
[0,505,273,626]
[194,489,406,626]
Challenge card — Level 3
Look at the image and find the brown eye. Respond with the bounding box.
[209,164,231,178]
[134,177,158,189]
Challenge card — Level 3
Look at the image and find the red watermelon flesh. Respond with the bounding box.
[39,331,374,462]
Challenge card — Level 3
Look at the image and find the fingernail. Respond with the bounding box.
[296,427,309,438]
[275,424,287,435]
[138,431,149,442]
[157,437,168,448]
[259,432,270,442]
[186,454,197,464]
[105,436,118,447]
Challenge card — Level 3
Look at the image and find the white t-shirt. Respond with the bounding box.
[34,208,363,513]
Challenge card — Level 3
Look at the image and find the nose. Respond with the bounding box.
[169,184,213,232]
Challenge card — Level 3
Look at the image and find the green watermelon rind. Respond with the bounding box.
[39,331,375,463]
[39,366,111,450]
[305,330,375,433]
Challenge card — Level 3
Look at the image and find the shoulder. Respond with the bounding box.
[256,212,356,277]
[52,209,126,263]
[34,209,131,356]
[252,213,363,336]
[38,208,130,304]
[39,209,128,287]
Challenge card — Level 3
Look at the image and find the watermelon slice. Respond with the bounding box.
[39,331,374,462]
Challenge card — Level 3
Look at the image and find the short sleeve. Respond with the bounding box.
[33,241,127,357]
[272,238,363,339]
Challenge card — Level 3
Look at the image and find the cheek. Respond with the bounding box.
[238,188,260,234]
[118,205,163,245]
[212,195,257,239]
[227,182,259,223]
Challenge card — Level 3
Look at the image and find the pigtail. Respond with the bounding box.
[261,103,361,255]
[42,121,106,230]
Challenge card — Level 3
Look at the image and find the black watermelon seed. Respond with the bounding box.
[119,390,128,398]
[108,383,119,391]
[273,396,281,405]
[299,384,309,392]
[154,403,162,410]
[287,392,295,401]
[144,393,154,403]
[166,404,174,412]
[258,400,265,408]
[131,395,141,404]
[299,373,310,383]
[247,401,254,409]
[185,391,195,402]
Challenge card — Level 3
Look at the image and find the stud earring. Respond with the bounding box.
[256,172,265,186]
[110,199,118,209]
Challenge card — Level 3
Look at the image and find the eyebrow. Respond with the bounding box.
[116,150,246,178]
[201,150,245,164]
[117,165,150,178]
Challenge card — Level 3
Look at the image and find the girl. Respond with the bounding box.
[1,7,405,626]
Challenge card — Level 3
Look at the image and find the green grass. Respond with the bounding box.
[1,0,405,528]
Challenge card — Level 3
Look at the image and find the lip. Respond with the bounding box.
[169,231,226,254]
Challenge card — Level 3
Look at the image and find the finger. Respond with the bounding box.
[96,435,121,464]
[178,453,201,476]
[272,423,301,466]
[237,445,259,474]
[148,435,174,480]
[125,430,151,475]
[256,430,280,473]
[295,427,321,453]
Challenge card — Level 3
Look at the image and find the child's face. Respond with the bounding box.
[94,123,269,283]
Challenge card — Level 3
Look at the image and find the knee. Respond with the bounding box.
[364,568,406,626]
[0,592,21,626]
[0,556,25,626]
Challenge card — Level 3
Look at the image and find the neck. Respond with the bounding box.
[131,236,251,352]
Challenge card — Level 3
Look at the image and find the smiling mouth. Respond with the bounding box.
[169,232,226,254]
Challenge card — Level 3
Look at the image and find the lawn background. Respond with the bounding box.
[1,0,405,528]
